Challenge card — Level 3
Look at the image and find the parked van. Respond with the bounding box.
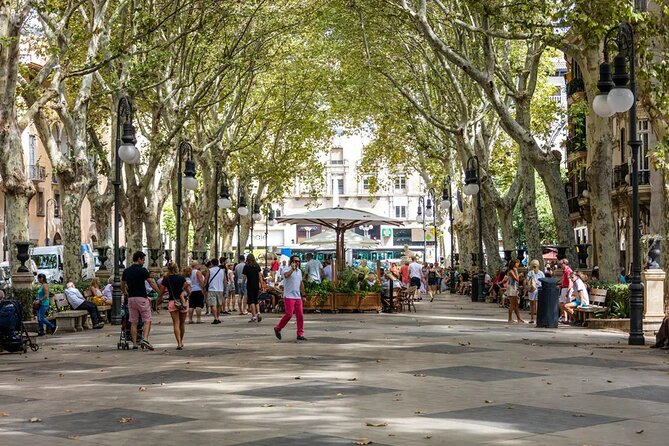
[30,244,96,283]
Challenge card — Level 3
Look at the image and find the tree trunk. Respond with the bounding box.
[61,188,86,283]
[481,193,502,274]
[519,160,544,269]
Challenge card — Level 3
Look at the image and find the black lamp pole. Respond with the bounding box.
[594,22,643,345]
[236,189,247,258]
[214,168,219,259]
[464,156,484,302]
[175,141,196,268]
[215,173,231,260]
[265,204,272,269]
[112,96,137,325]
[427,188,437,263]
[417,196,426,260]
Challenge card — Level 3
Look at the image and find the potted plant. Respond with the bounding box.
[334,267,360,311]
[359,282,382,312]
[303,280,334,311]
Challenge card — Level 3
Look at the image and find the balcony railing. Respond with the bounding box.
[568,197,580,214]
[28,165,46,182]
[613,164,629,188]
[576,180,588,197]
[566,78,585,97]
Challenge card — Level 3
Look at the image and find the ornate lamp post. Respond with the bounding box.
[592,22,643,345]
[441,177,456,293]
[214,171,232,259]
[250,194,262,250]
[426,188,437,262]
[112,96,141,324]
[416,196,426,260]
[265,204,276,269]
[463,156,484,302]
[175,141,198,268]
[236,189,248,257]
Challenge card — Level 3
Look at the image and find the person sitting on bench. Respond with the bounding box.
[64,282,104,329]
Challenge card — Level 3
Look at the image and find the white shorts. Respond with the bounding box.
[560,288,570,303]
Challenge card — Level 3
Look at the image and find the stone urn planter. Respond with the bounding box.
[95,246,109,270]
[15,241,32,272]
[646,239,661,270]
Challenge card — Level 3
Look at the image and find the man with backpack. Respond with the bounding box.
[207,258,226,324]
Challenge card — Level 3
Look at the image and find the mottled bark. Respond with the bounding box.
[519,157,543,269]
[61,190,86,282]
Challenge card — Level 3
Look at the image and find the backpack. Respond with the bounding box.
[0,301,20,335]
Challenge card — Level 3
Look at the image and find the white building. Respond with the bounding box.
[237,132,453,264]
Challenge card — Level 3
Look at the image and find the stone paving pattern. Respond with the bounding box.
[1,292,668,445]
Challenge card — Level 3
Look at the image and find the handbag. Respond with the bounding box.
[165,276,185,309]
[32,299,41,310]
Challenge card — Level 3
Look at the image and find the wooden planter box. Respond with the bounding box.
[334,292,359,311]
[303,293,334,312]
[358,292,381,312]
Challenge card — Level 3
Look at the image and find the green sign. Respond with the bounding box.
[382,228,392,237]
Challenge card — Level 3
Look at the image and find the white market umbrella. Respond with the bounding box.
[278,206,403,275]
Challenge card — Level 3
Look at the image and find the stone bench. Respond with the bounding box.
[53,310,90,332]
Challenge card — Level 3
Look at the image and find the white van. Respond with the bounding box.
[30,244,96,283]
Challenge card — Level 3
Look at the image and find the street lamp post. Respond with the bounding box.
[416,196,426,260]
[175,141,198,268]
[250,194,262,251]
[265,204,276,269]
[441,177,456,293]
[426,188,436,263]
[45,198,55,246]
[112,96,141,324]
[236,189,248,257]
[463,156,484,302]
[214,171,232,260]
[359,224,373,238]
[592,22,644,345]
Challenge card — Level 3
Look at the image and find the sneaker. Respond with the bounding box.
[296,336,308,342]
[222,311,230,315]
[50,325,58,336]
[256,314,262,322]
[248,318,257,323]
[93,323,104,329]
[274,327,282,340]
[140,339,154,351]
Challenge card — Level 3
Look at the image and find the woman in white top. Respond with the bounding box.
[525,259,545,324]
[564,271,589,319]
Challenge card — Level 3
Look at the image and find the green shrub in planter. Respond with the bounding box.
[8,286,39,321]
[605,284,630,318]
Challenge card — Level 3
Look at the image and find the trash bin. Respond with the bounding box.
[536,277,560,328]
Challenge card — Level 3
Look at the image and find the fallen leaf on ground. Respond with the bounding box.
[424,435,432,439]
[119,417,133,423]
[0,412,9,417]
[67,434,80,440]
[572,414,585,418]
[562,394,572,397]
[366,422,388,427]
[138,386,147,391]
[414,411,424,414]
[347,378,357,381]
[294,376,301,380]
[484,400,494,404]
[262,404,274,407]
[29,417,41,423]
[354,438,372,445]
[413,373,426,377]
[16,378,24,382]
[636,430,644,434]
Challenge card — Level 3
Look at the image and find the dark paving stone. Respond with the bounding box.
[311,326,361,332]
[401,343,497,355]
[304,337,369,344]
[406,366,544,382]
[0,394,37,405]
[501,339,589,346]
[259,355,376,366]
[234,380,397,402]
[534,356,647,369]
[423,404,624,434]
[101,369,231,385]
[232,432,390,445]
[591,385,669,404]
[401,331,459,338]
[7,407,193,438]
[161,347,247,358]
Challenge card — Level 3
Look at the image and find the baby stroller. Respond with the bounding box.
[117,299,144,350]
[0,300,39,353]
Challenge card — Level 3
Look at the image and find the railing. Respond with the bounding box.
[613,164,629,188]
[566,78,585,97]
[28,165,46,182]
[576,180,588,197]
[568,197,580,214]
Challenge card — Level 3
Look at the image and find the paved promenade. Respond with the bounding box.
[1,292,668,445]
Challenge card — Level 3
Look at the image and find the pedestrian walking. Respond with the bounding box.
[121,251,159,350]
[235,255,248,315]
[506,259,524,324]
[188,261,206,324]
[162,262,189,350]
[274,255,306,341]
[207,258,226,324]
[243,254,265,322]
[36,274,56,336]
